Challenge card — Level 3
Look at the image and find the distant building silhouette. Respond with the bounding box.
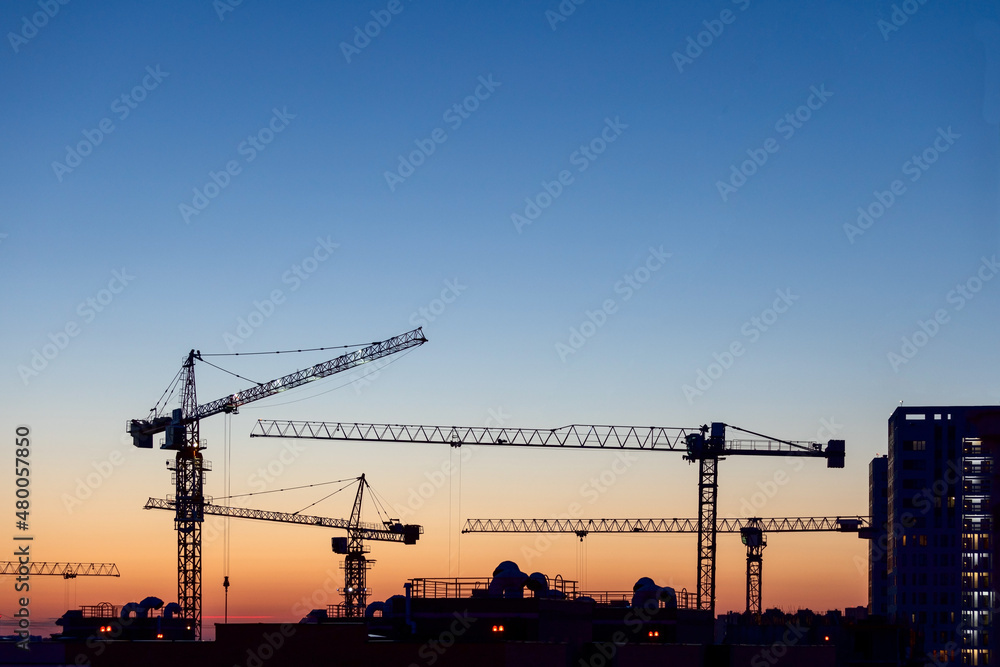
[869,455,889,618]
[872,406,1000,666]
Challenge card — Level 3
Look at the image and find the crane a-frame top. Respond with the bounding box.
[250,419,844,615]
[126,328,427,638]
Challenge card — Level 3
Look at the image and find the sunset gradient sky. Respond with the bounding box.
[1,0,998,639]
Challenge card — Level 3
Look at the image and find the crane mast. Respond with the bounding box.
[128,328,426,637]
[251,418,844,615]
[340,475,369,617]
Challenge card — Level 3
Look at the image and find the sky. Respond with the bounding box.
[1,0,998,640]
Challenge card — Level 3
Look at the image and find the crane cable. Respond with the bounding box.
[197,357,262,386]
[457,448,463,576]
[365,482,399,526]
[448,448,465,577]
[199,342,372,357]
[149,365,183,418]
[291,479,359,516]
[448,454,457,577]
[213,477,360,502]
[223,413,232,624]
[242,348,417,410]
[224,414,232,575]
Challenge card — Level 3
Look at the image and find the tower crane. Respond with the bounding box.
[250,420,845,615]
[0,562,120,578]
[127,328,427,637]
[145,475,421,617]
[461,515,868,616]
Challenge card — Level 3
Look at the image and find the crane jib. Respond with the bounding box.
[127,328,426,449]
[249,419,845,467]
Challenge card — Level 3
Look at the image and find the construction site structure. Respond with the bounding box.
[0,562,120,578]
[145,475,421,617]
[127,328,427,637]
[462,516,869,615]
[251,420,845,615]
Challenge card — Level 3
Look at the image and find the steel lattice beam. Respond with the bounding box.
[0,562,120,577]
[144,498,422,544]
[461,516,869,534]
[251,420,829,458]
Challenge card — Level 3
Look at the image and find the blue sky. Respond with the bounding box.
[1,0,998,625]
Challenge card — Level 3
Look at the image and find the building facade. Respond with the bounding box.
[874,406,1000,666]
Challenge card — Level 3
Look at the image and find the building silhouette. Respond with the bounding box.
[869,454,889,618]
[871,406,1000,666]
